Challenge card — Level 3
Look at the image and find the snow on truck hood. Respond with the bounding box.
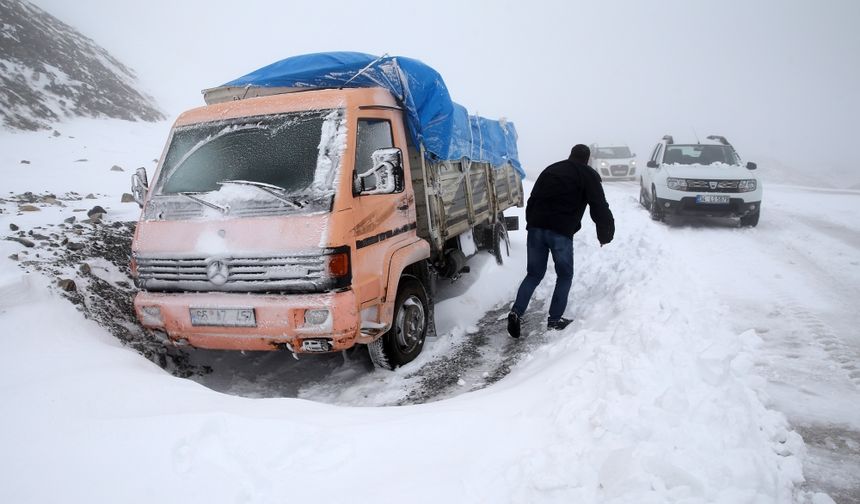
[133,213,332,257]
[664,163,758,180]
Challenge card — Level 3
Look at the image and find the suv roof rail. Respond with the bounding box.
[662,135,674,144]
[706,135,730,145]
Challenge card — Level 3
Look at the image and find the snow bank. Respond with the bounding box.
[0,120,810,503]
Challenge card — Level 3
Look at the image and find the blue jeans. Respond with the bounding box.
[512,228,574,320]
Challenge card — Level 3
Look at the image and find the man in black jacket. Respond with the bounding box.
[508,144,614,338]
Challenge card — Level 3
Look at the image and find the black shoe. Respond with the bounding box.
[547,317,573,330]
[507,311,521,338]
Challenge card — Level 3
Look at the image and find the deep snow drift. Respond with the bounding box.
[1,118,856,503]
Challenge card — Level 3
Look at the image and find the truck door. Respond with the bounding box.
[351,115,415,306]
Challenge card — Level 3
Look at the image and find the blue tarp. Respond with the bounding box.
[220,52,523,178]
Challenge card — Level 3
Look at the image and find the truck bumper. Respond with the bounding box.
[656,197,761,218]
[134,289,359,352]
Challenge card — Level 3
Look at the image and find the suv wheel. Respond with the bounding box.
[649,188,664,222]
[740,209,760,227]
[639,187,648,208]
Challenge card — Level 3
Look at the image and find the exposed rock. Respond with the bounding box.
[79,262,91,275]
[52,130,61,137]
[74,158,88,162]
[30,232,49,240]
[66,241,85,251]
[0,0,165,131]
[110,165,124,172]
[87,205,106,217]
[20,159,31,164]
[57,278,76,291]
[63,216,75,224]
[121,193,135,203]
[85,194,96,199]
[6,236,35,247]
[8,254,19,261]
[19,204,40,211]
[9,223,19,231]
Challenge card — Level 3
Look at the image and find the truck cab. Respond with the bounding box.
[130,84,523,369]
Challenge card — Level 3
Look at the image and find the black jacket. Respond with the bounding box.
[525,158,615,243]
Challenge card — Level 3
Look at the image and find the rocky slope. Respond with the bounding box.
[0,0,164,130]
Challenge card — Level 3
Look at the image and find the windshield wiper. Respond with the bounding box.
[217,180,302,209]
[178,192,229,214]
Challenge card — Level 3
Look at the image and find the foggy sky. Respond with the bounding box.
[29,0,860,180]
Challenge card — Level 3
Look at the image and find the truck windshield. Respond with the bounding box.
[595,146,632,158]
[156,109,342,197]
[663,145,739,165]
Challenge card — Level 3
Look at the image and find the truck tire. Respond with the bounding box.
[368,275,428,370]
[649,187,664,222]
[740,209,760,227]
[492,223,510,265]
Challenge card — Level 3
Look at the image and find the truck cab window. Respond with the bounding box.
[355,119,394,186]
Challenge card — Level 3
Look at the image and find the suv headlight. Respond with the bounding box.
[667,178,688,190]
[738,179,757,192]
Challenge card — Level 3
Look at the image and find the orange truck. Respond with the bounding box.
[129,53,524,369]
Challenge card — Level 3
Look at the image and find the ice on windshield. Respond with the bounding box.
[155,109,345,198]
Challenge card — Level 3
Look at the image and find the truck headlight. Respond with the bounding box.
[667,178,688,190]
[738,179,757,192]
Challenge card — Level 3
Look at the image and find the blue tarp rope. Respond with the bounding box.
[219,52,523,178]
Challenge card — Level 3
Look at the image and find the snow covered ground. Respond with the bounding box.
[1,119,857,503]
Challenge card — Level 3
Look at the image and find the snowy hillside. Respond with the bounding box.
[0,0,164,131]
[2,119,858,503]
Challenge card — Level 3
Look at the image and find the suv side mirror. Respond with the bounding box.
[131,167,149,208]
[647,160,658,168]
[355,147,404,195]
[746,161,757,170]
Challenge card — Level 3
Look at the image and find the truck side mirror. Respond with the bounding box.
[647,160,658,168]
[355,147,403,195]
[746,162,757,170]
[131,167,149,208]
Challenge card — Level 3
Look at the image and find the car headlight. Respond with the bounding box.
[600,161,608,167]
[667,178,688,190]
[738,179,757,192]
[630,160,636,166]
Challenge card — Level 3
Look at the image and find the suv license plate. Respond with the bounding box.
[695,194,730,204]
[190,307,256,327]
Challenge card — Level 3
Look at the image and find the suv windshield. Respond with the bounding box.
[663,144,739,165]
[156,109,342,196]
[595,146,632,158]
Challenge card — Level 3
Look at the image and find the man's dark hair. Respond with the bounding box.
[570,144,591,164]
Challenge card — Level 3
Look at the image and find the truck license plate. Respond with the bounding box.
[695,194,730,204]
[190,307,256,327]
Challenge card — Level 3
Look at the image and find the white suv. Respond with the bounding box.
[589,144,637,180]
[640,135,762,226]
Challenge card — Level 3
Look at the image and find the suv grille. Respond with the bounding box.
[610,165,629,176]
[136,254,332,293]
[682,179,741,193]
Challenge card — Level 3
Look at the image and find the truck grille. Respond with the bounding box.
[682,179,741,193]
[135,254,332,293]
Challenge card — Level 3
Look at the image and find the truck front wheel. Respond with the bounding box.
[368,276,428,370]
